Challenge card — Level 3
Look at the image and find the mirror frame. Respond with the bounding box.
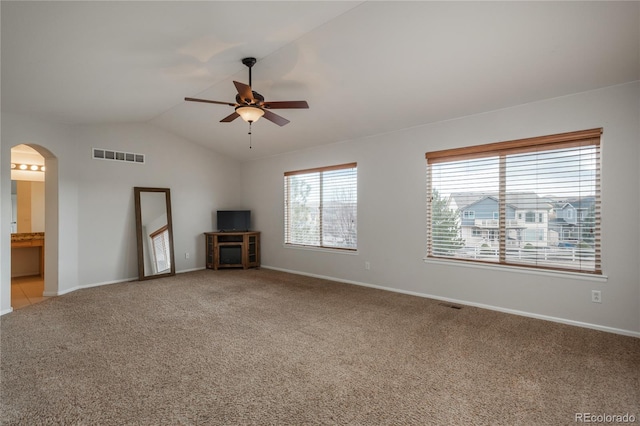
[134,187,176,281]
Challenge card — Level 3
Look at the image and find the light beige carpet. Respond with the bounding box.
[1,269,638,425]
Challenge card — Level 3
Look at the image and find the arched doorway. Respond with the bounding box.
[10,144,58,308]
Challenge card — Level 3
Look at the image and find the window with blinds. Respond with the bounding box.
[284,162,357,250]
[150,225,171,273]
[426,128,602,274]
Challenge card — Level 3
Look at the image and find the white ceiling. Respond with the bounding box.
[2,1,638,162]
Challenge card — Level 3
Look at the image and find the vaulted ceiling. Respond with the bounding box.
[2,1,638,161]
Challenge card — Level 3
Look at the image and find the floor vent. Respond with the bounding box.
[438,302,463,310]
[92,148,145,164]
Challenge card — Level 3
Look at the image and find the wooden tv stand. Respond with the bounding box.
[204,231,260,270]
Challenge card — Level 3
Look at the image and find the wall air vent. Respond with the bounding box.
[92,148,145,164]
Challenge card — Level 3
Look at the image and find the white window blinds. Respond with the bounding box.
[284,163,357,250]
[426,128,602,274]
[150,226,171,273]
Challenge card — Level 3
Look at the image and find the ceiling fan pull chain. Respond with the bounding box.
[248,122,253,149]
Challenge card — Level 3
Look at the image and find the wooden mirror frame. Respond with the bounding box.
[134,187,176,281]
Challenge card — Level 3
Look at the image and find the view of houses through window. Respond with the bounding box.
[426,129,601,274]
[284,163,357,250]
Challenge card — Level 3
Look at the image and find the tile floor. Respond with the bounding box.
[11,276,49,310]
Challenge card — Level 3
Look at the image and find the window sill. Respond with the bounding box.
[423,257,608,283]
[283,244,358,255]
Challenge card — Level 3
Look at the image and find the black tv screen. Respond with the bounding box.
[217,210,251,232]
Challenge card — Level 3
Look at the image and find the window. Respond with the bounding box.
[284,163,357,250]
[426,128,601,274]
[463,211,475,219]
[149,225,171,273]
[525,211,536,223]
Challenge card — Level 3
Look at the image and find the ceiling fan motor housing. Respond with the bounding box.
[235,91,264,106]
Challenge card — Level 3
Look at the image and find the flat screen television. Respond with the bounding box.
[217,210,251,232]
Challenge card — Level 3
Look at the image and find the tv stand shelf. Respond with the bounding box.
[204,231,260,270]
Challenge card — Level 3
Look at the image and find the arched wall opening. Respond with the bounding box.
[10,144,58,300]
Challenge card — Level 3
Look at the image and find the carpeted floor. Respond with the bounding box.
[1,269,638,425]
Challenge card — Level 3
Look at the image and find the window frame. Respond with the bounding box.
[426,128,602,275]
[284,162,358,251]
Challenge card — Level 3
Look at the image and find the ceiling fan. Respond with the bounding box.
[184,57,309,127]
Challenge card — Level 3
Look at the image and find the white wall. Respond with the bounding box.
[1,114,242,313]
[72,123,242,286]
[0,131,10,313]
[241,82,640,335]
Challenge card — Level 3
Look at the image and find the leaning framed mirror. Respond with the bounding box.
[134,187,176,281]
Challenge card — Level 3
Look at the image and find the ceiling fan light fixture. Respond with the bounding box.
[236,106,264,123]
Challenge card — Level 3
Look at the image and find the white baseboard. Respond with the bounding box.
[53,276,138,296]
[178,267,206,274]
[1,307,14,316]
[46,267,207,297]
[261,265,640,339]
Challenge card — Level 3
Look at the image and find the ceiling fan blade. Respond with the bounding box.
[262,100,309,109]
[220,112,240,123]
[185,97,236,107]
[262,109,290,126]
[233,81,255,104]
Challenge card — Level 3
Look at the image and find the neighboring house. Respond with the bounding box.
[548,196,597,246]
[449,192,553,249]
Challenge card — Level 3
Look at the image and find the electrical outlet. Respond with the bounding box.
[365,261,371,270]
[591,290,601,303]
[185,252,190,259]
